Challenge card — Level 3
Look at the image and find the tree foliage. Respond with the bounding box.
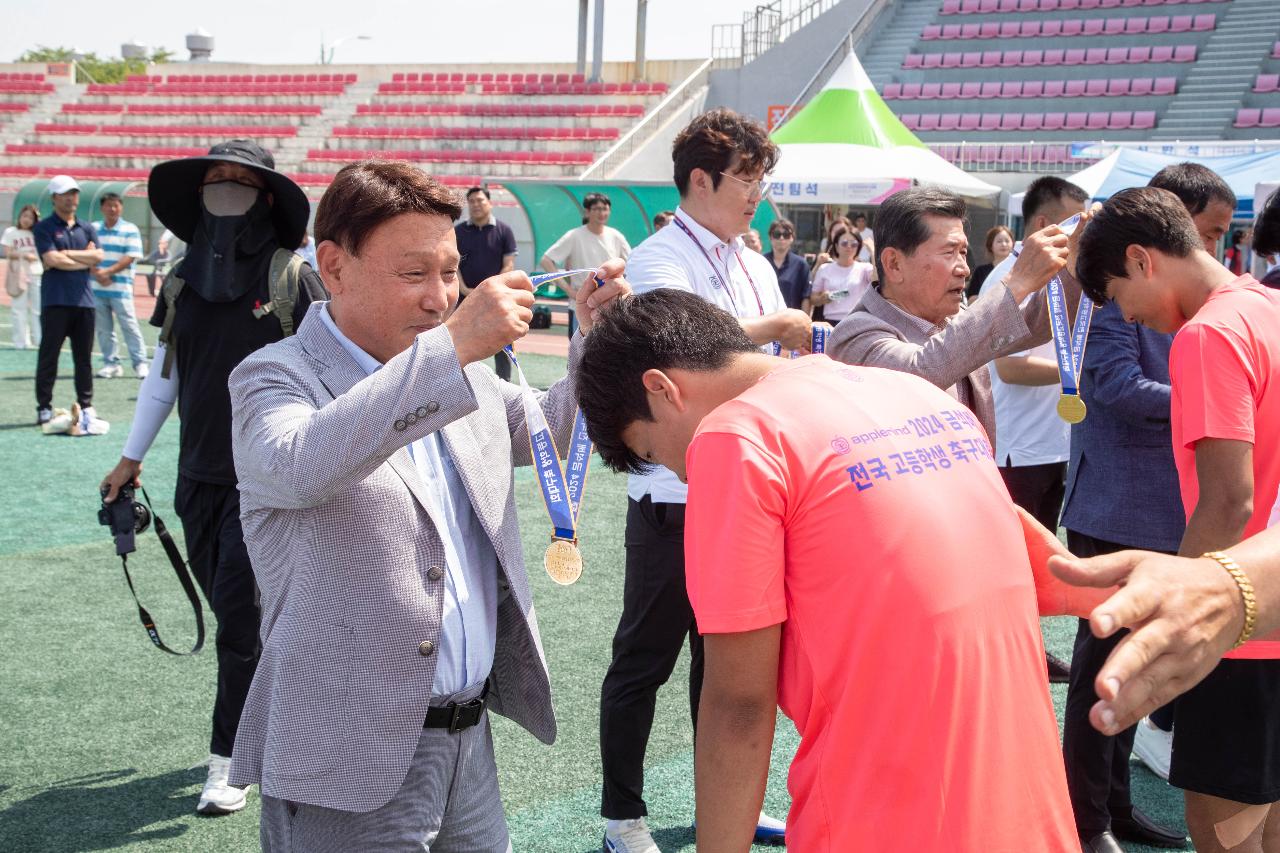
[16,46,175,83]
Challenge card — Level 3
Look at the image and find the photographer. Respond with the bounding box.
[100,141,326,816]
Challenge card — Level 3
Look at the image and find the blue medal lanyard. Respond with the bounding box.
[504,269,599,541]
[1011,214,1093,396]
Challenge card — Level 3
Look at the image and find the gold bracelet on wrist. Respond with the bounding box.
[1203,551,1258,649]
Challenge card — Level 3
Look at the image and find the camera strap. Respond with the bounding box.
[118,485,206,655]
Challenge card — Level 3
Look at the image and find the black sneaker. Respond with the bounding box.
[1047,652,1071,683]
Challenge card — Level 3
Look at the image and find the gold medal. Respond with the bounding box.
[1057,393,1087,424]
[544,538,583,586]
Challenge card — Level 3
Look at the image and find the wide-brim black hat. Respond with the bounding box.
[148,139,309,249]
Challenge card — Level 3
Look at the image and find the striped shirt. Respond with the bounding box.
[91,218,143,297]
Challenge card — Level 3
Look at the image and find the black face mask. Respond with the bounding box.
[180,183,275,303]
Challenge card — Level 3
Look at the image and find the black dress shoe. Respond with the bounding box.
[1111,805,1187,849]
[1047,652,1072,683]
[1079,830,1125,853]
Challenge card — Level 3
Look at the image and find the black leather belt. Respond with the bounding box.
[424,686,488,733]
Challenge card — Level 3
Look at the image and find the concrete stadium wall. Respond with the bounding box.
[138,59,705,84]
[704,0,884,122]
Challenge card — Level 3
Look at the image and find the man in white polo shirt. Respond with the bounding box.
[979,177,1088,535]
[597,107,811,853]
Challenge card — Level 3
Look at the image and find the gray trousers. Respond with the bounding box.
[260,686,511,853]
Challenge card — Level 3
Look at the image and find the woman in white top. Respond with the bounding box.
[2,204,42,349]
[809,224,875,324]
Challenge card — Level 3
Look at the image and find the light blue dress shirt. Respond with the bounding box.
[319,303,498,699]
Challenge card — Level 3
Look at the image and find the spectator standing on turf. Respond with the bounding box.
[741,228,763,254]
[598,108,809,853]
[809,223,873,325]
[853,211,874,263]
[1078,187,1280,853]
[294,230,317,269]
[765,217,810,312]
[455,186,518,381]
[32,174,105,431]
[979,178,1087,536]
[3,203,42,349]
[652,209,674,230]
[1224,229,1246,275]
[967,224,1013,300]
[99,141,328,817]
[539,191,630,274]
[91,192,149,379]
[1254,188,1280,289]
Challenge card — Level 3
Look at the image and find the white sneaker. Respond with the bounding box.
[70,405,110,437]
[754,809,786,843]
[604,817,660,853]
[134,362,149,379]
[96,364,124,379]
[1132,716,1172,781]
[196,754,248,815]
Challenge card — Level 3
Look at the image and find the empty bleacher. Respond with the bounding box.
[859,0,1278,167]
[0,65,672,188]
[299,69,669,180]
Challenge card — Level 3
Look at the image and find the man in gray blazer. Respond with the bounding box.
[226,161,629,851]
[828,186,1080,447]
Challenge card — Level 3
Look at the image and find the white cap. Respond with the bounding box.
[47,175,81,195]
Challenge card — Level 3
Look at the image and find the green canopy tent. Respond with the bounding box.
[769,53,1000,205]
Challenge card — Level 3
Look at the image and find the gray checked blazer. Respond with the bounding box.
[827,279,1077,446]
[226,302,579,812]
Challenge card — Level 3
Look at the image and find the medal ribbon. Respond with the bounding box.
[505,268,599,541]
[1011,213,1092,397]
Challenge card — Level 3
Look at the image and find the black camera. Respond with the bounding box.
[99,483,152,556]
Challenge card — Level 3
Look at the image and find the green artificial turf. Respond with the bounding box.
[0,304,1191,851]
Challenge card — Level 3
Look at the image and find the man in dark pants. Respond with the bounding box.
[455,186,518,380]
[978,175,1089,682]
[597,109,811,853]
[1061,163,1236,853]
[1060,297,1184,853]
[100,141,326,816]
[32,174,104,429]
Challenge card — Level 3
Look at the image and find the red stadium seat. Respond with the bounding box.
[1133,110,1156,128]
[1107,111,1133,129]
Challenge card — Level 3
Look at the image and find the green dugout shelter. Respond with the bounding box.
[500,181,779,270]
[12,179,156,239]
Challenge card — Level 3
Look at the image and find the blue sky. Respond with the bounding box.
[5,1,754,66]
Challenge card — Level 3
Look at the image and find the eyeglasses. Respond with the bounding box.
[837,239,860,248]
[770,231,794,239]
[718,171,772,200]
